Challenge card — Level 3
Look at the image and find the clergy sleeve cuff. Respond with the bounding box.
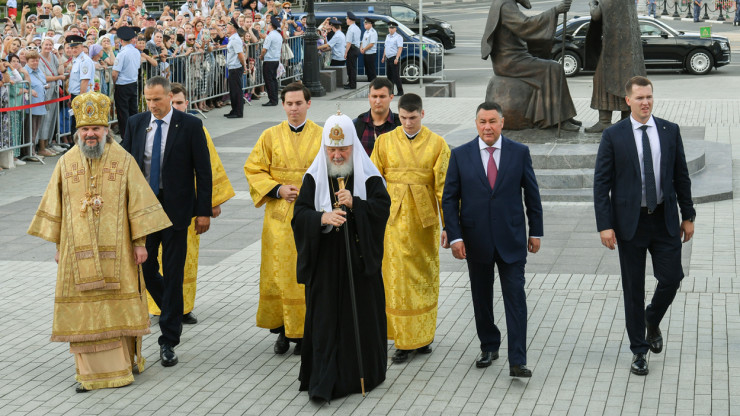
[133,237,146,247]
[270,185,282,199]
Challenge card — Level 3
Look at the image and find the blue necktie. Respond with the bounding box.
[640,125,658,212]
[149,119,165,196]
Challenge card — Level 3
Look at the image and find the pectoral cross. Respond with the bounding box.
[102,161,124,181]
[64,163,86,183]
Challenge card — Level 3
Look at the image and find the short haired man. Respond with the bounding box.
[594,76,695,376]
[318,18,346,67]
[360,17,378,82]
[28,92,171,392]
[112,26,141,138]
[144,83,235,325]
[292,112,391,401]
[121,76,213,367]
[66,34,96,140]
[370,93,450,363]
[353,77,401,155]
[343,11,361,89]
[382,21,403,96]
[244,82,322,355]
[260,16,282,106]
[442,101,543,377]
[225,17,247,118]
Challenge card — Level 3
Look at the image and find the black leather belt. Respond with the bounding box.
[640,203,664,215]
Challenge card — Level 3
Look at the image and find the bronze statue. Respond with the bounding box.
[583,0,646,133]
[482,0,580,131]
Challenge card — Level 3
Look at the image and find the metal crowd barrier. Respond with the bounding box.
[0,82,34,164]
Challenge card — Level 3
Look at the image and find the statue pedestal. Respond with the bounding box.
[485,76,538,130]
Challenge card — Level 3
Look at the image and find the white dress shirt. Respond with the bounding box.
[629,115,663,206]
[144,108,174,189]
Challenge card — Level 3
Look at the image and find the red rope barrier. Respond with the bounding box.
[0,94,72,113]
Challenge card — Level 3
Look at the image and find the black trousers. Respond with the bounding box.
[363,53,377,82]
[263,60,279,105]
[466,251,528,366]
[114,82,138,138]
[346,46,360,87]
[68,93,77,144]
[228,68,244,117]
[617,205,683,354]
[385,59,403,95]
[143,190,188,347]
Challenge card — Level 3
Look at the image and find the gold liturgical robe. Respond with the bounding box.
[148,127,235,315]
[371,126,450,349]
[27,142,171,390]
[244,120,322,338]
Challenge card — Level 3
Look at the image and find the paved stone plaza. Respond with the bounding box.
[2,74,740,416]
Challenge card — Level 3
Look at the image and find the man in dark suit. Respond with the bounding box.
[594,76,695,376]
[121,76,213,367]
[442,101,543,378]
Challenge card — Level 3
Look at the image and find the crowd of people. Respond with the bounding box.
[0,0,313,172]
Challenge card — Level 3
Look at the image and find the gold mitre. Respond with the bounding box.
[71,92,111,128]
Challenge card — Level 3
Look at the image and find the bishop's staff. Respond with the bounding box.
[337,176,366,397]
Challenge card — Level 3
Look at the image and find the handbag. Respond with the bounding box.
[281,43,294,61]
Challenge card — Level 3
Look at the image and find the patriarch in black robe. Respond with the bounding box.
[292,113,391,402]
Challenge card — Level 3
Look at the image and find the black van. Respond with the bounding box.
[313,1,455,50]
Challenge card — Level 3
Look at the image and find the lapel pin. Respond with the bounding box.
[146,127,152,132]
[175,124,179,128]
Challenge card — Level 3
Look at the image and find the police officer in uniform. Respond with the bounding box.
[361,17,378,82]
[260,17,283,107]
[382,21,404,96]
[319,18,346,67]
[112,26,141,138]
[344,11,361,89]
[225,17,246,118]
[67,34,96,139]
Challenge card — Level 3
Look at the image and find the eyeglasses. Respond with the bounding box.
[187,37,195,41]
[25,46,38,51]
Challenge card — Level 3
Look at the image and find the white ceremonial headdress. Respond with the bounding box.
[304,112,385,213]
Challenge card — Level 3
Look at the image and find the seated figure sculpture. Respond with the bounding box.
[482,0,580,131]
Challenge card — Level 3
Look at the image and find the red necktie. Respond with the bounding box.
[486,147,497,190]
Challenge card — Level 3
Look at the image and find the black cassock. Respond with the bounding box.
[292,174,390,401]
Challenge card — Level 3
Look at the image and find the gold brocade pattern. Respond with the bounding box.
[148,127,235,315]
[370,126,451,349]
[244,121,322,338]
[27,143,171,344]
[73,336,143,390]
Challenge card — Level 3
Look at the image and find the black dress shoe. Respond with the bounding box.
[160,344,178,367]
[274,333,290,354]
[75,384,89,393]
[509,364,532,377]
[262,102,278,107]
[223,113,234,117]
[475,351,499,368]
[631,353,649,375]
[293,340,302,355]
[417,344,432,354]
[225,114,243,118]
[182,312,198,325]
[646,320,663,354]
[343,84,355,89]
[392,349,410,363]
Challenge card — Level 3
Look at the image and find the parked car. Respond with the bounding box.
[552,16,731,76]
[314,1,455,50]
[295,12,444,83]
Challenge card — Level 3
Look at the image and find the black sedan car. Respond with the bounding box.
[552,16,731,76]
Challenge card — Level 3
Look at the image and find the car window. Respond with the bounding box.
[573,22,589,37]
[391,5,417,23]
[374,20,389,38]
[640,23,663,37]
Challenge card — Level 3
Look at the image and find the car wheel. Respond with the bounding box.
[555,50,581,77]
[686,49,713,75]
[400,59,423,84]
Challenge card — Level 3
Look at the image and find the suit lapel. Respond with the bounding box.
[622,120,640,176]
[655,117,669,185]
[162,110,180,167]
[136,112,150,169]
[469,137,489,190]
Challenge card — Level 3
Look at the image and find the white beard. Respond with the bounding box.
[327,158,353,178]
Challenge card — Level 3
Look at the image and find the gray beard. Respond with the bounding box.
[78,138,106,159]
[327,159,353,178]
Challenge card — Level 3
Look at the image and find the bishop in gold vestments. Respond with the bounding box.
[27,92,171,392]
[244,119,322,343]
[148,127,235,318]
[371,117,450,357]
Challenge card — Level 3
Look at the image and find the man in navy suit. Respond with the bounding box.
[121,76,213,367]
[442,101,543,377]
[594,76,695,376]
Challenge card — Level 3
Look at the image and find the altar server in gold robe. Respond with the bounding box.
[371,93,451,363]
[27,92,172,392]
[147,83,236,324]
[244,82,322,355]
